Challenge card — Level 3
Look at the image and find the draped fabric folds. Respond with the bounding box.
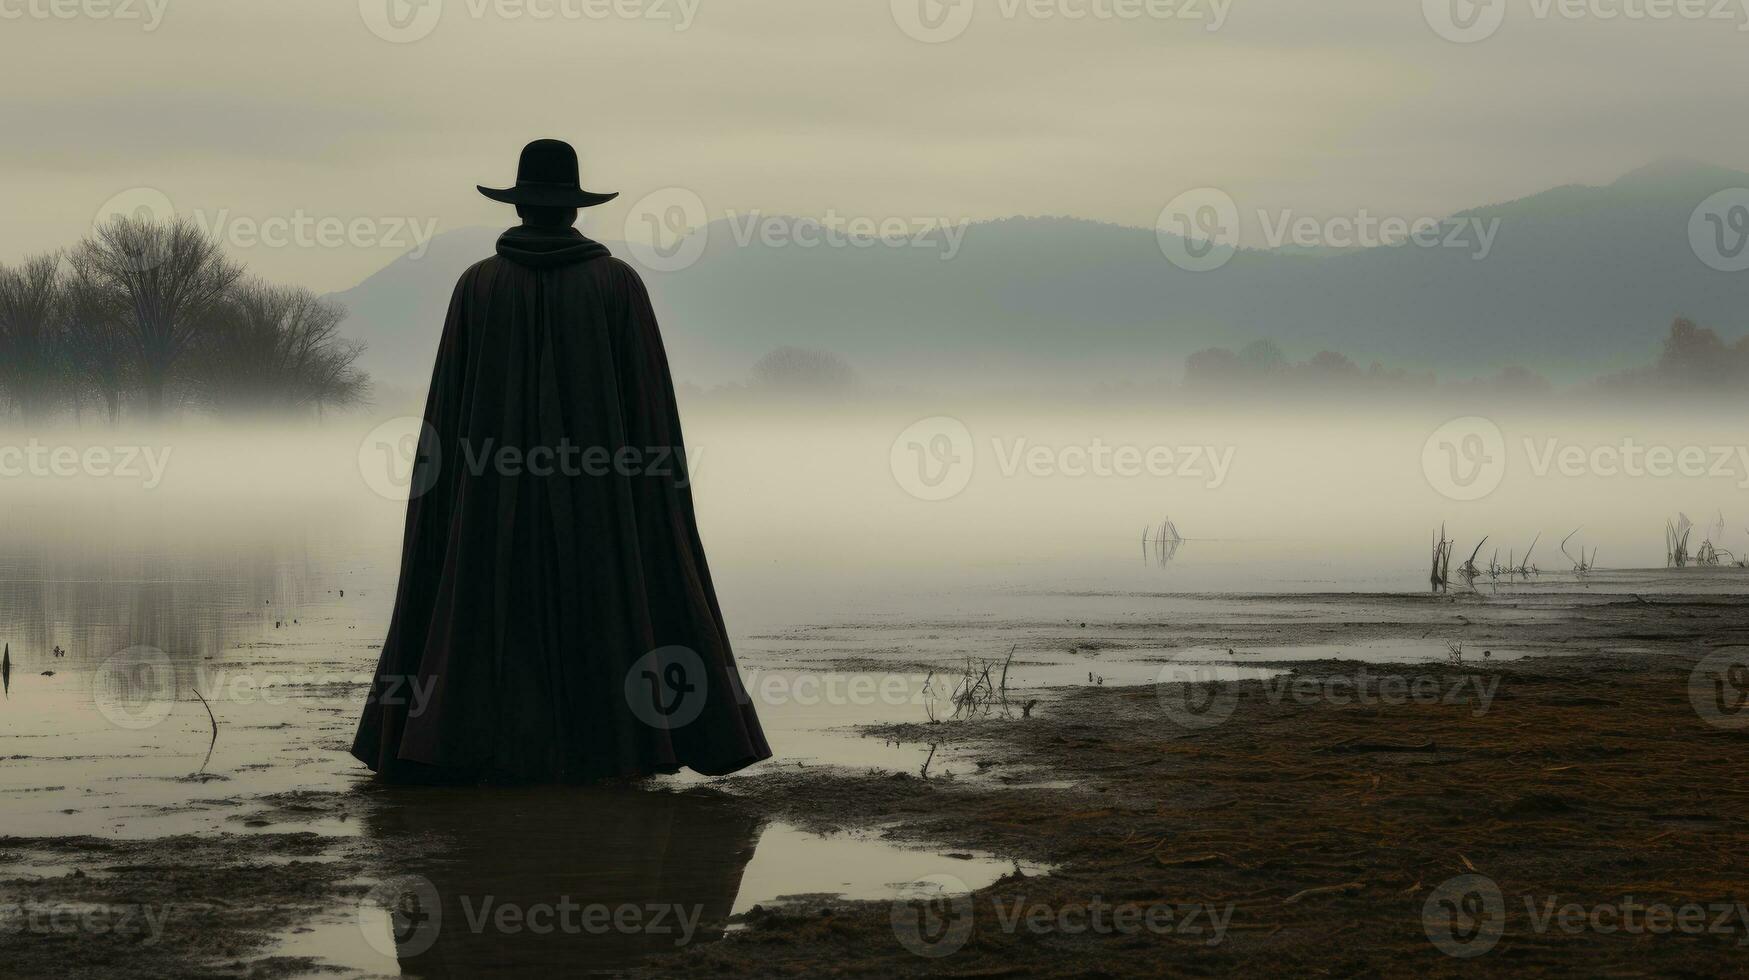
[352,226,771,782]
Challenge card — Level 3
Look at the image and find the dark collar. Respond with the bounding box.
[495,224,611,270]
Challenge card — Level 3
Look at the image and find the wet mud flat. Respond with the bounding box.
[7,589,1749,977]
[672,594,1749,976]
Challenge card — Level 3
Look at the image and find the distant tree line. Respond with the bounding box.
[0,215,369,425]
[1184,319,1749,398]
[749,346,857,394]
[1183,339,1450,392]
[1598,317,1749,392]
[1184,338,1562,396]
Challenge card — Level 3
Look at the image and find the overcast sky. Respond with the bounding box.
[3,0,1747,292]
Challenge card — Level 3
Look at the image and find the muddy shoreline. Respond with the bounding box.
[7,591,1749,977]
[698,647,1749,976]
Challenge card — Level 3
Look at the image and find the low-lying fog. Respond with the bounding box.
[3,398,1745,656]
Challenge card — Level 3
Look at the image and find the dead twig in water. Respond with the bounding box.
[1282,881,1365,904]
[192,687,219,773]
[1459,536,1488,582]
[1667,514,1693,568]
[1429,524,1454,593]
[1561,527,1597,575]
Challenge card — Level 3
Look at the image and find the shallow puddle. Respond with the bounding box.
[1193,640,1534,664]
[273,786,1035,977]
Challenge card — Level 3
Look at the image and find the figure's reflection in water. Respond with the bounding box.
[361,785,763,977]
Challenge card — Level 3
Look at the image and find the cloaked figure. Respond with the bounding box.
[352,140,771,782]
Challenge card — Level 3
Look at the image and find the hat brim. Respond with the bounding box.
[477,185,620,208]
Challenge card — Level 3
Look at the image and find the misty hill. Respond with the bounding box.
[329,160,1749,391]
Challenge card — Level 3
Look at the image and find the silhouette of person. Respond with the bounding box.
[352,139,771,782]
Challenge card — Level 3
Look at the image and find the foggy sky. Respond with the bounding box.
[3,0,1747,292]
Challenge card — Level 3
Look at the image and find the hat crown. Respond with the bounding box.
[515,139,580,187]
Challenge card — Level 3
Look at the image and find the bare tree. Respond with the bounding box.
[193,280,370,416]
[0,253,67,421]
[73,216,243,418]
[60,256,135,426]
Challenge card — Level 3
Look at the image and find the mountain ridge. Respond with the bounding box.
[328,160,1749,391]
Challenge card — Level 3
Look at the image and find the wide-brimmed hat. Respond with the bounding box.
[477,139,619,208]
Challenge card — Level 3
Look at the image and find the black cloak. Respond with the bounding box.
[352,224,771,782]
